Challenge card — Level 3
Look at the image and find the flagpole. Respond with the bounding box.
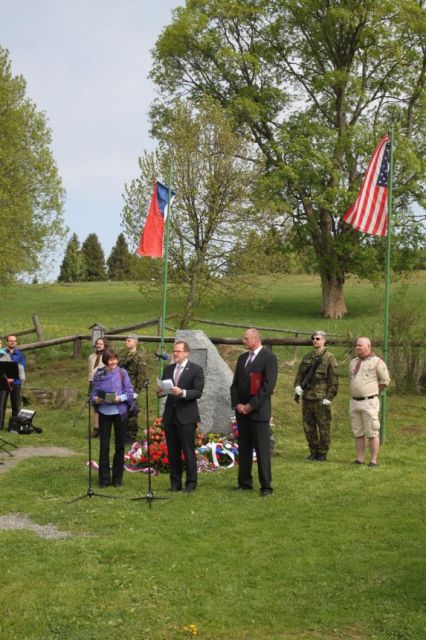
[380,127,394,443]
[157,161,173,414]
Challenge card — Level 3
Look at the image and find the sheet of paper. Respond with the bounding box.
[157,378,174,394]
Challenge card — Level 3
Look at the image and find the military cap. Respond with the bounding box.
[311,330,326,339]
[126,333,139,341]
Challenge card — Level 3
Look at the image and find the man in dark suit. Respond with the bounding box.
[230,328,278,496]
[158,341,204,493]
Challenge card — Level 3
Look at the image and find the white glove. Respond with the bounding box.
[322,398,331,406]
[133,393,138,400]
[294,385,303,397]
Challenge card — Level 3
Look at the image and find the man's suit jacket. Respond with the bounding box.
[162,361,204,426]
[230,347,278,422]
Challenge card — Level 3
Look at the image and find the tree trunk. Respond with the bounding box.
[320,272,348,319]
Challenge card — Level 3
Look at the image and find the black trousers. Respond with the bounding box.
[0,385,22,430]
[98,413,127,486]
[164,410,197,490]
[237,415,272,492]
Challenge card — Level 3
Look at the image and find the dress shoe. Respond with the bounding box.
[99,482,110,488]
[316,454,327,462]
[185,486,196,494]
[168,487,182,492]
[260,489,273,497]
[112,481,122,487]
[234,485,253,491]
[306,453,317,461]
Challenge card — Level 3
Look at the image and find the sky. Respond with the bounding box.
[0,0,182,277]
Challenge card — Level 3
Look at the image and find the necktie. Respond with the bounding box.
[246,351,255,367]
[174,364,183,385]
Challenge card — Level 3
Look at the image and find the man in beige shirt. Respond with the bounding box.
[349,337,390,467]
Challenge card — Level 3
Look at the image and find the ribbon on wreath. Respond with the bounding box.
[204,441,235,469]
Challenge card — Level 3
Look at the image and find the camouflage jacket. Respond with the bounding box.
[120,350,147,394]
[294,348,339,401]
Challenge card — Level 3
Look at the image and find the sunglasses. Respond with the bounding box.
[312,336,323,340]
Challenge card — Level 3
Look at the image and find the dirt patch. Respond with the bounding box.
[0,445,77,474]
[0,513,72,539]
[398,424,426,436]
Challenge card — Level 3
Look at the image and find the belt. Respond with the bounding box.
[352,395,378,401]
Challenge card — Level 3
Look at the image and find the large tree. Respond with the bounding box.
[58,233,86,282]
[151,0,426,317]
[107,233,132,280]
[81,233,107,281]
[122,99,261,326]
[0,47,66,285]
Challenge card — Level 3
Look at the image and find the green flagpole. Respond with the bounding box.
[380,127,394,443]
[157,161,173,414]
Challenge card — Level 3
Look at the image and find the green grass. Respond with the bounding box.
[0,275,425,639]
[3,272,426,339]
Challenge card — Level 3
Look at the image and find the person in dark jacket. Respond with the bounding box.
[158,341,204,494]
[0,335,26,430]
[91,349,133,487]
[230,329,278,496]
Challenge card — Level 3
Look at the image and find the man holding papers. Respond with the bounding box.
[230,329,278,496]
[158,341,204,494]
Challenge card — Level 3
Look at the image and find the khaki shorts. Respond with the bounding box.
[349,397,380,438]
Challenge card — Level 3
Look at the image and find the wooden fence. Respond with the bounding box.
[10,315,417,358]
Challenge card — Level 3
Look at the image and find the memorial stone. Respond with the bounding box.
[176,330,233,434]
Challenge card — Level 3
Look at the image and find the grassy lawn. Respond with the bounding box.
[0,275,425,639]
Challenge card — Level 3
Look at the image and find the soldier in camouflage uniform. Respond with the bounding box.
[294,330,339,461]
[120,334,147,443]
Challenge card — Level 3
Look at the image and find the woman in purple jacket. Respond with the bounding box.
[91,349,134,487]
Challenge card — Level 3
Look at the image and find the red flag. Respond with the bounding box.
[343,135,391,236]
[137,182,168,258]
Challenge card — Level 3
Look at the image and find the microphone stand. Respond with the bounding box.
[131,380,169,509]
[69,397,117,502]
[0,387,18,458]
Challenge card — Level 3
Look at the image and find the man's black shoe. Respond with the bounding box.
[168,487,182,492]
[316,454,327,462]
[260,489,273,497]
[306,453,317,461]
[234,485,253,491]
[185,486,196,494]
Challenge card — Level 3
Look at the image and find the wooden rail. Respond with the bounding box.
[2,314,43,342]
[17,333,408,357]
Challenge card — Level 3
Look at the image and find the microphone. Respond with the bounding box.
[154,352,170,361]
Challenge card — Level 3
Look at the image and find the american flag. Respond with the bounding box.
[343,135,391,236]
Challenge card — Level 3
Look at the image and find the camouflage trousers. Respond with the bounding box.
[302,400,331,455]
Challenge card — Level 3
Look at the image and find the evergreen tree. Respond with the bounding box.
[81,233,107,281]
[58,233,86,282]
[107,233,132,280]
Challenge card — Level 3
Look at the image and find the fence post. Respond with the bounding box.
[32,314,43,341]
[293,332,299,362]
[73,337,82,358]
